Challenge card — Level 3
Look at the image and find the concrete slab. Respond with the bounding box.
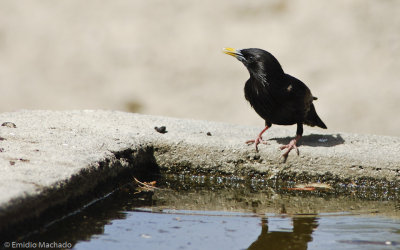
[0,110,399,232]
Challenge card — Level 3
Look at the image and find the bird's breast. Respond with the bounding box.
[244,80,275,121]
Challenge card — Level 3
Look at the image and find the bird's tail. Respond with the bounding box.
[305,103,327,129]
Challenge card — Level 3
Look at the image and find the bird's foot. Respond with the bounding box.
[280,137,300,163]
[246,136,268,152]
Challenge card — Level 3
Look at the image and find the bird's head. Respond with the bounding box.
[222,48,284,82]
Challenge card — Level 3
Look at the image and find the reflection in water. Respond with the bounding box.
[249,216,319,250]
[12,175,400,250]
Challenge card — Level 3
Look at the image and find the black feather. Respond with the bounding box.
[228,48,327,135]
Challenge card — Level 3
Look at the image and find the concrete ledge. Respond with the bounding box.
[0,110,399,232]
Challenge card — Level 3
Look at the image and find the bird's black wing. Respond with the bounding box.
[266,74,313,125]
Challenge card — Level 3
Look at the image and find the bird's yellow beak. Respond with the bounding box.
[222,47,239,58]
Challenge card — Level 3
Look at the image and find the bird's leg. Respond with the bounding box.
[246,125,270,152]
[280,123,303,162]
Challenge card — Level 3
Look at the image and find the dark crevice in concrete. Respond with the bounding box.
[0,147,160,242]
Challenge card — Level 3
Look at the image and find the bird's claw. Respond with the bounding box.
[279,139,299,162]
[280,143,299,155]
[245,137,267,152]
[245,139,268,145]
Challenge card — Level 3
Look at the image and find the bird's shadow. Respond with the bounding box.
[269,133,345,147]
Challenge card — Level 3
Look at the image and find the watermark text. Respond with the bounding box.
[3,241,72,249]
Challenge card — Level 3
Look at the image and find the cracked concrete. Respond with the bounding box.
[0,110,399,232]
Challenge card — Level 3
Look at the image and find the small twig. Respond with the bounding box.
[133,177,162,194]
[133,177,158,189]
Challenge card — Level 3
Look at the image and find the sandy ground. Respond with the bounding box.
[0,0,399,136]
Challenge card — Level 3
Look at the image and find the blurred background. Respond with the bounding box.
[0,0,399,136]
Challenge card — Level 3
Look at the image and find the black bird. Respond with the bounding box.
[223,48,327,161]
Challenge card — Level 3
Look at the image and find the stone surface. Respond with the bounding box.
[0,110,399,231]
